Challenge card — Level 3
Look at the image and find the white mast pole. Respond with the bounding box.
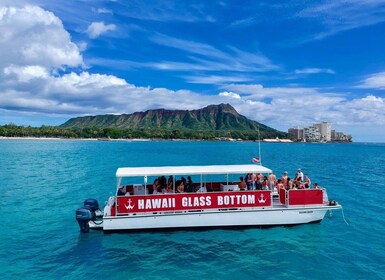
[258,125,262,165]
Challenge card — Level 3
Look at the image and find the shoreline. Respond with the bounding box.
[0,136,356,143]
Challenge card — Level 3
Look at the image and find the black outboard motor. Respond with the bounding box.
[76,199,99,233]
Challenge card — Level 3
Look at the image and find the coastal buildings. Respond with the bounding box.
[288,122,351,142]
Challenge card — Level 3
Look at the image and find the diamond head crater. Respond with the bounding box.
[0,104,287,140]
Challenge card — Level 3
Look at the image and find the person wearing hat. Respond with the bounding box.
[296,168,304,182]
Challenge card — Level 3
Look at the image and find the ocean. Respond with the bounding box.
[0,139,384,279]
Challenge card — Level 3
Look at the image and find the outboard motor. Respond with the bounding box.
[76,199,99,233]
[84,198,99,212]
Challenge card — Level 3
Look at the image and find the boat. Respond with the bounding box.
[75,164,342,232]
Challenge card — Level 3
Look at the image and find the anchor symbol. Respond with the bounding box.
[258,193,267,203]
[124,199,135,210]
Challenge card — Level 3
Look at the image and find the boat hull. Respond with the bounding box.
[101,205,340,232]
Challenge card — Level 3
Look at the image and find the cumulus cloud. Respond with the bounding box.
[0,6,83,69]
[86,21,116,39]
[218,91,241,99]
[4,65,49,82]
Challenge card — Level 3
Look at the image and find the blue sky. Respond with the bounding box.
[1,1,385,142]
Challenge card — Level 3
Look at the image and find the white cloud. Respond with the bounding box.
[1,4,385,142]
[95,8,113,15]
[184,75,253,84]
[218,91,241,99]
[357,71,385,89]
[297,1,385,41]
[86,21,116,39]
[295,68,335,75]
[4,65,49,82]
[0,6,83,69]
[149,33,279,74]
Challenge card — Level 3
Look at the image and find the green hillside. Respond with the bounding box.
[60,103,287,139]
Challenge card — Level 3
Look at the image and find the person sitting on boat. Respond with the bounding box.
[261,176,269,190]
[313,183,321,189]
[163,184,174,193]
[239,176,247,191]
[117,186,127,196]
[277,179,284,190]
[151,178,159,194]
[176,180,184,193]
[167,175,174,188]
[294,177,302,189]
[160,176,167,190]
[185,176,194,192]
[305,174,311,186]
[152,178,162,194]
[281,171,288,185]
[286,178,293,190]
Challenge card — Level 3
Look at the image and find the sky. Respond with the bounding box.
[1,1,385,142]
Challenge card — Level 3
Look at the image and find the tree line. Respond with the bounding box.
[0,124,288,141]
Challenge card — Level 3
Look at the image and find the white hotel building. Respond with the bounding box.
[288,122,350,142]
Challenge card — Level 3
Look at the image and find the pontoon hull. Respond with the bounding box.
[101,205,340,231]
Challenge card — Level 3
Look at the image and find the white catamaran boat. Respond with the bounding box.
[75,164,342,232]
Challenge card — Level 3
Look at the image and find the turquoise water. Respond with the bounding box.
[0,140,384,279]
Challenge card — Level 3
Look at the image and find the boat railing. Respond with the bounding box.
[279,188,326,207]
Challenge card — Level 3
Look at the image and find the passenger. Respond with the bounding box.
[239,176,247,191]
[176,180,184,193]
[261,176,269,190]
[304,183,310,189]
[281,171,288,185]
[151,178,159,194]
[251,173,256,190]
[168,175,174,186]
[117,186,126,196]
[164,184,174,193]
[185,176,194,192]
[158,176,167,192]
[277,179,284,190]
[246,173,253,190]
[305,174,311,186]
[286,177,293,190]
[268,172,277,191]
[313,183,321,189]
[295,177,302,189]
[255,173,262,190]
[295,168,304,182]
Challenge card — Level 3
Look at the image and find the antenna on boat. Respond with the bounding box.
[258,125,262,165]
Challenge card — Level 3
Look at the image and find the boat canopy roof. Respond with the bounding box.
[116,164,272,178]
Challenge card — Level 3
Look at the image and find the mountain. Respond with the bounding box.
[59,104,286,138]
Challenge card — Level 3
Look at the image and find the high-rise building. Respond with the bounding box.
[288,122,351,142]
[288,127,304,140]
[304,126,321,142]
[314,122,331,141]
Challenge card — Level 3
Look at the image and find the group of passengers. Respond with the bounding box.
[151,175,195,194]
[242,168,319,192]
[118,168,321,196]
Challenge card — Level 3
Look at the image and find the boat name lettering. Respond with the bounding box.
[117,191,271,213]
[217,194,254,205]
[138,198,176,209]
[182,196,211,207]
